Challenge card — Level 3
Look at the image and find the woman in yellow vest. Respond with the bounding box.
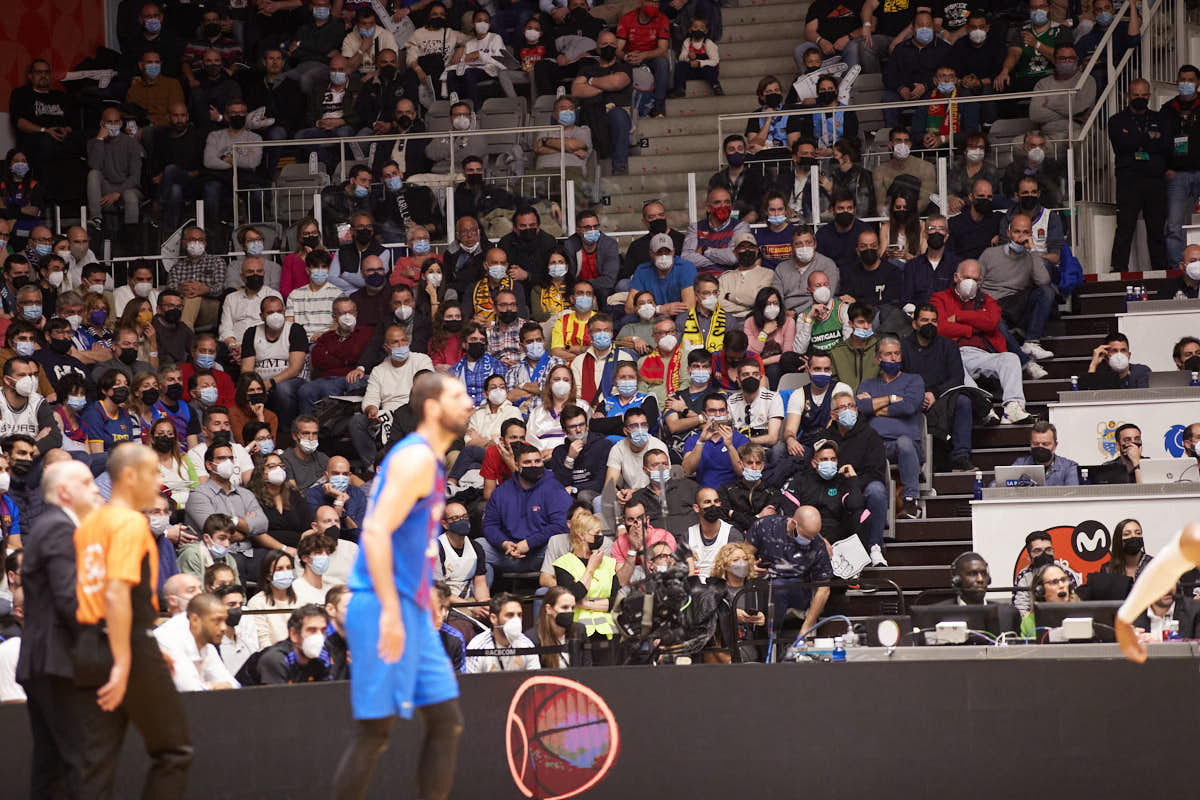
[551,510,619,665]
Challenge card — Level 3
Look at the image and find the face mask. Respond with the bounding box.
[700,295,718,312]
[387,304,411,324]
[648,468,670,484]
[428,15,445,28]
[35,244,53,258]
[957,277,978,300]
[14,340,35,356]
[163,384,183,403]
[309,554,331,575]
[859,249,880,267]
[972,198,993,215]
[1186,261,1200,281]
[554,610,574,630]
[914,26,934,44]
[937,81,956,94]
[452,115,472,131]
[11,375,36,397]
[257,438,275,455]
[89,310,107,327]
[1030,445,1053,465]
[488,264,508,281]
[1184,355,1200,372]
[552,379,571,398]
[310,269,329,286]
[525,341,545,360]
[258,311,284,332]
[1007,240,1027,255]
[242,273,266,293]
[649,254,674,273]
[148,514,170,533]
[140,388,159,406]
[1181,81,1197,98]
[120,348,142,366]
[387,345,410,365]
[810,372,831,388]
[892,142,911,159]
[338,313,357,330]
[599,45,617,61]
[47,270,63,287]
[209,541,228,559]
[591,331,612,350]
[145,17,162,32]
[0,473,9,493]
[186,240,206,258]
[301,235,321,250]
[1108,352,1130,372]
[110,386,130,404]
[964,147,986,164]
[728,560,750,578]
[816,90,838,106]
[301,633,325,659]
[525,28,542,42]
[67,394,88,411]
[879,361,901,376]
[199,386,219,405]
[763,92,783,108]
[1055,62,1075,78]
[227,114,247,130]
[741,467,762,483]
[313,5,330,20]
[352,184,370,200]
[834,211,855,228]
[968,27,988,44]
[448,519,471,537]
[502,615,524,641]
[817,460,839,480]
[812,286,832,305]
[927,232,946,250]
[629,428,649,447]
[1131,97,1149,112]
[1031,9,1048,24]
[1018,195,1040,212]
[740,376,760,394]
[637,303,656,321]
[487,387,507,407]
[763,304,781,321]
[582,229,600,245]
[727,151,746,167]
[793,245,815,263]
[712,206,732,223]
[914,322,937,341]
[1122,536,1145,556]
[196,353,216,370]
[519,465,544,484]
[765,214,789,228]
[267,466,287,485]
[442,320,462,334]
[548,262,568,279]
[329,474,351,493]
[330,71,348,87]
[214,459,236,480]
[9,160,30,181]
[837,408,858,428]
[557,109,576,126]
[701,505,723,523]
[1027,146,1046,164]
[466,341,486,360]
[852,327,873,340]
[617,378,638,396]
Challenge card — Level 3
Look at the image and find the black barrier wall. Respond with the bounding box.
[2,658,1196,799]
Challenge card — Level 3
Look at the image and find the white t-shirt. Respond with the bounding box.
[0,637,24,702]
[727,389,784,435]
[153,613,241,692]
[606,436,668,490]
[464,629,541,673]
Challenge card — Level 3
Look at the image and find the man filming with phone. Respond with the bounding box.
[682,393,749,489]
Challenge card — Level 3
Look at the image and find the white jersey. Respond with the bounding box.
[687,521,734,580]
[435,534,478,597]
[0,393,43,439]
[252,323,295,380]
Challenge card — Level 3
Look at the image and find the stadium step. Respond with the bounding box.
[634,130,730,157]
[724,0,810,26]
[718,36,800,61]
[972,426,1034,448]
[859,564,952,590]
[600,170,696,193]
[1077,291,1128,315]
[1039,334,1103,358]
[921,494,974,519]
[894,517,972,542]
[716,55,802,80]
[882,540,974,566]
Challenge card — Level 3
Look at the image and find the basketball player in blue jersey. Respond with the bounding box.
[332,373,474,800]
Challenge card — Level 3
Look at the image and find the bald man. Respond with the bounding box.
[1163,244,1200,300]
[306,455,368,533]
[150,102,205,231]
[87,105,144,226]
[161,573,202,617]
[744,504,834,634]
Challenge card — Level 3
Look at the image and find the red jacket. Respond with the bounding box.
[929,287,1007,353]
[180,362,236,407]
[311,325,373,379]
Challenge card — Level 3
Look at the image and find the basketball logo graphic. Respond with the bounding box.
[1096,420,1118,457]
[506,676,619,799]
[1165,424,1187,457]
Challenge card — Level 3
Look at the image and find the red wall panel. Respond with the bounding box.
[0,0,107,112]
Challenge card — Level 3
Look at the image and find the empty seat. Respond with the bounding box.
[481,96,528,123]
[273,163,328,226]
[532,93,557,118]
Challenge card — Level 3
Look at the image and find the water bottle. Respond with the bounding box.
[973,470,983,500]
[1125,285,1134,309]
[1070,375,1079,391]
[832,636,846,662]
[1080,468,1090,485]
[1167,619,1182,641]
[307,150,320,175]
[1139,285,1149,302]
[1191,371,1199,387]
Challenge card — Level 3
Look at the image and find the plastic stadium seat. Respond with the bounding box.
[273,163,328,226]
[532,93,557,118]
[481,96,528,124]
[777,372,811,393]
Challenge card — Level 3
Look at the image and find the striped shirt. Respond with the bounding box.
[550,310,593,352]
[284,282,345,341]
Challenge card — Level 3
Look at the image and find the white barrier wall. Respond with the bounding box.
[1047,388,1200,464]
[1117,300,1200,371]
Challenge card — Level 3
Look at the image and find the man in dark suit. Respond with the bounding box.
[16,460,104,799]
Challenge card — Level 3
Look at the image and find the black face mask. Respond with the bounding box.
[152,434,176,453]
[204,22,222,38]
[739,376,760,394]
[497,310,518,325]
[172,122,189,134]
[518,227,538,242]
[247,391,267,405]
[727,151,746,167]
[1018,195,1039,211]
[834,211,855,228]
[244,274,264,291]
[443,319,463,333]
[554,611,575,631]
[648,219,668,235]
[110,386,130,404]
[1122,536,1145,556]
[205,65,223,79]
[428,15,445,28]
[763,92,782,108]
[588,534,604,550]
[520,465,544,484]
[1130,97,1149,111]
[466,341,486,360]
[926,232,946,250]
[859,249,879,266]
[972,198,993,215]
[224,607,242,628]
[1030,446,1053,464]
[355,228,374,245]
[816,90,837,105]
[10,276,28,291]
[10,459,31,476]
[323,525,342,541]
[918,322,938,341]
[892,208,910,222]
[465,173,483,187]
[690,30,705,39]
[447,519,471,537]
[735,249,758,267]
[165,383,184,402]
[701,505,724,523]
[141,388,159,406]
[795,156,816,169]
[379,64,398,82]
[598,45,617,61]
[228,115,247,130]
[1030,552,1054,569]
[1186,354,1200,372]
[395,114,413,131]
[301,234,322,249]
[118,347,138,365]
[48,338,72,355]
[163,308,183,325]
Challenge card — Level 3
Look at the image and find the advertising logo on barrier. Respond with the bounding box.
[1096,420,1119,458]
[1165,424,1187,457]
[1011,520,1113,584]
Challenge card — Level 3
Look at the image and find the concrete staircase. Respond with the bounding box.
[596,0,808,233]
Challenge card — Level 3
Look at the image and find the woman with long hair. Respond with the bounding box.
[551,510,617,665]
[531,248,574,322]
[116,296,159,364]
[125,370,159,444]
[246,452,315,549]
[1105,518,1151,579]
[245,549,301,649]
[0,149,46,243]
[429,301,465,369]
[416,257,450,319]
[80,291,114,353]
[148,416,199,508]
[880,190,924,265]
[710,541,764,663]
[280,216,324,300]
[82,370,131,454]
[51,373,89,453]
[744,75,791,166]
[742,286,794,389]
[533,586,578,669]
[231,372,278,444]
[526,363,585,452]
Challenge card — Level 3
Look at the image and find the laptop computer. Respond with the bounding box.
[993,464,1046,487]
[1138,458,1199,484]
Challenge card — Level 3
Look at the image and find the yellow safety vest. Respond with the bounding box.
[551,552,616,638]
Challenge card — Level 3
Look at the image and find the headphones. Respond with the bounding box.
[1033,580,1046,601]
[950,552,989,589]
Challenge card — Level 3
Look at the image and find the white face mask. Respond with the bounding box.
[265,312,285,330]
[301,633,325,659]
[812,286,832,305]
[427,272,443,287]
[299,438,320,454]
[551,379,571,398]
[214,460,236,480]
[1186,260,1200,281]
[763,304,780,321]
[956,277,978,300]
[12,375,37,397]
[968,28,988,44]
[965,148,985,163]
[266,466,287,485]
[186,241,206,257]
[66,314,82,330]
[795,246,815,263]
[658,334,678,352]
[700,295,718,312]
[653,254,674,271]
[487,387,507,406]
[0,472,10,493]
[1108,352,1130,372]
[451,115,471,131]
[1027,146,1045,164]
[47,271,64,287]
[637,303,656,321]
[502,615,523,641]
[338,313,356,330]
[148,513,170,533]
[474,20,490,34]
[892,142,911,159]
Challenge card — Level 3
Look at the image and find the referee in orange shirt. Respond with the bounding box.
[74,442,193,798]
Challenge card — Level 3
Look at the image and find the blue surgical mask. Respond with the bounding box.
[574,295,593,312]
[144,63,161,79]
[810,372,831,388]
[413,239,431,255]
[386,175,404,191]
[271,570,295,590]
[1007,240,1026,254]
[21,305,41,321]
[690,369,710,385]
[35,243,52,257]
[353,184,369,198]
[1180,81,1196,98]
[310,268,329,285]
[817,460,839,480]
[766,215,787,226]
[591,331,612,349]
[10,162,29,178]
[616,378,637,396]
[145,17,162,32]
[67,395,87,411]
[330,474,351,492]
[209,542,228,559]
[1096,11,1114,25]
[549,263,568,279]
[488,264,508,281]
[914,26,934,44]
[359,26,375,37]
[195,353,215,369]
[391,346,411,362]
[742,467,763,482]
[629,428,649,446]
[259,439,275,455]
[14,340,34,357]
[557,109,576,126]
[330,70,348,86]
[526,341,545,359]
[199,386,218,405]
[880,360,902,376]
[582,229,601,244]
[310,554,331,574]
[937,81,956,94]
[313,6,331,20]
[1031,8,1048,25]
[247,240,264,255]
[837,408,858,428]
[852,327,873,339]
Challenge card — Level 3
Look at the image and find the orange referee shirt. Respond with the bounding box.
[75,505,159,625]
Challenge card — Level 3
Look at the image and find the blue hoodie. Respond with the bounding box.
[482,471,571,550]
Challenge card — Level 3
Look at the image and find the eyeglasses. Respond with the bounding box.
[1044,576,1070,587]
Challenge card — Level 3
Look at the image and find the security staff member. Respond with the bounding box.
[73,443,193,799]
[1109,78,1171,271]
